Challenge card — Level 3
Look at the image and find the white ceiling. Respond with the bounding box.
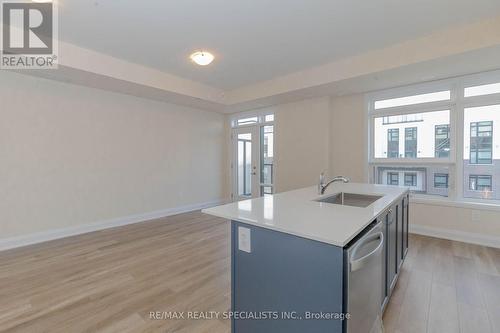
[59,0,500,90]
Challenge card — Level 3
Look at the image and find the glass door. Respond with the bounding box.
[232,127,260,200]
[260,125,274,196]
[231,114,275,201]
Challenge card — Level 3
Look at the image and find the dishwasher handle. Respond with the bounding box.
[350,232,384,272]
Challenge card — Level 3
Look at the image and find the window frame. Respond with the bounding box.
[434,173,449,189]
[387,128,400,158]
[230,110,276,129]
[469,121,493,165]
[260,124,274,190]
[404,172,417,187]
[469,175,493,192]
[404,127,418,158]
[369,104,456,165]
[366,69,500,205]
[434,124,450,158]
[230,110,276,198]
[387,172,399,186]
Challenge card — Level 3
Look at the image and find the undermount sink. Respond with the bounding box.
[315,192,383,208]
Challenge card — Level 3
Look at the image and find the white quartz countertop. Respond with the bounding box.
[202,183,408,247]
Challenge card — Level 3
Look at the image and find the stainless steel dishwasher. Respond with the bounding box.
[345,221,384,333]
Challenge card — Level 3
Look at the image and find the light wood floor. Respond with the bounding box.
[0,211,499,333]
[383,230,500,333]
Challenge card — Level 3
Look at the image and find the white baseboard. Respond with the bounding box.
[410,224,500,249]
[0,199,227,252]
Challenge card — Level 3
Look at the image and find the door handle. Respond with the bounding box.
[251,172,257,175]
[350,232,384,272]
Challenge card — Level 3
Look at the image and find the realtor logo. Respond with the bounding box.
[1,0,58,69]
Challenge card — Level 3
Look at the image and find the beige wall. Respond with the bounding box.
[328,93,500,242]
[273,97,331,192]
[410,203,500,239]
[0,72,226,239]
[329,94,368,183]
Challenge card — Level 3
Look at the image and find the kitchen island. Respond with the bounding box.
[203,183,410,333]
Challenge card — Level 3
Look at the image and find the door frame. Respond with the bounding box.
[231,126,261,201]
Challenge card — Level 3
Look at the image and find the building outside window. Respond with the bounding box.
[404,173,417,186]
[387,129,399,158]
[469,175,492,191]
[383,114,423,124]
[405,127,417,158]
[376,167,427,192]
[469,121,493,164]
[434,173,449,188]
[373,109,450,196]
[435,124,450,158]
[387,172,399,185]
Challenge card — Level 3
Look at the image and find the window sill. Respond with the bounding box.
[410,195,500,212]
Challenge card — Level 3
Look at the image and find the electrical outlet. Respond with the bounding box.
[471,210,481,222]
[238,226,251,253]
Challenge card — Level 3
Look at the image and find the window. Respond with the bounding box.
[260,125,274,195]
[369,71,500,203]
[469,175,492,191]
[387,172,399,185]
[405,127,417,158]
[387,129,399,158]
[261,186,273,195]
[383,114,423,124]
[374,110,450,159]
[435,125,450,158]
[463,104,499,200]
[465,82,500,97]
[265,114,274,122]
[434,174,449,188]
[375,166,439,194]
[236,117,258,126]
[232,113,275,128]
[469,121,493,164]
[237,133,252,196]
[374,91,450,109]
[404,173,417,187]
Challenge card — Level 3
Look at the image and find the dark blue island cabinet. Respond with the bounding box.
[231,221,345,333]
[230,193,410,333]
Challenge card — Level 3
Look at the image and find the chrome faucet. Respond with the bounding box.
[318,173,350,195]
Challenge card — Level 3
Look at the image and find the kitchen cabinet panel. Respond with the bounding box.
[396,202,403,270]
[387,206,398,295]
[403,195,409,258]
[381,212,389,312]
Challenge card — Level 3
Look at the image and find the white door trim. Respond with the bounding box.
[231,126,261,201]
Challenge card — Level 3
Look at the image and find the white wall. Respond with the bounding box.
[0,72,227,239]
[271,97,331,192]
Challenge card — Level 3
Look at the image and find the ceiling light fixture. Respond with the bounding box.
[190,51,214,66]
